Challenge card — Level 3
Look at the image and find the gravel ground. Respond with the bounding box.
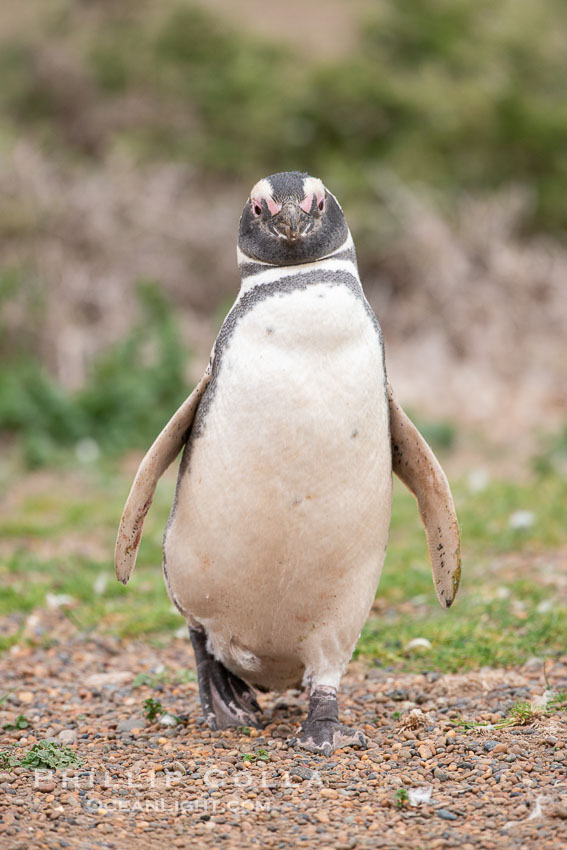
[1,636,566,849]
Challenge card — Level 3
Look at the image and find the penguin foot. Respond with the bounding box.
[190,628,262,731]
[288,685,367,757]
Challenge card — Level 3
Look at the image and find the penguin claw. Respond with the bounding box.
[290,684,367,756]
[205,712,218,732]
[290,723,366,756]
[189,627,263,731]
[210,663,262,729]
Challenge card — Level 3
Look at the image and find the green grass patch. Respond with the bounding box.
[21,741,82,770]
[0,741,83,771]
[132,668,197,689]
[0,464,179,640]
[241,749,270,763]
[1,454,566,672]
[357,599,567,673]
[143,697,164,723]
[3,715,32,731]
[451,688,567,731]
[355,471,567,671]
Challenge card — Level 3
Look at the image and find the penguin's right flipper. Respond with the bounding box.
[387,383,462,609]
[114,366,212,585]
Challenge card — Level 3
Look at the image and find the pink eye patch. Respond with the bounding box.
[251,196,283,217]
[299,192,325,213]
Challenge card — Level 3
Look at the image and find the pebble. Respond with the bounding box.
[320,788,338,799]
[58,729,77,745]
[117,718,145,733]
[1,636,566,849]
[16,691,34,704]
[386,689,409,702]
[437,809,458,821]
[290,765,315,781]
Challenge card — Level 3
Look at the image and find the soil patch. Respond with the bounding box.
[1,637,566,848]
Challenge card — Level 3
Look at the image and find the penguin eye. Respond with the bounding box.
[299,193,326,214]
[251,199,263,217]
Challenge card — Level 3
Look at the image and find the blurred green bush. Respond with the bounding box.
[0,281,188,466]
[1,0,566,462]
[0,0,565,228]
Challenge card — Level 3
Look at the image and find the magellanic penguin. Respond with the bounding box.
[115,171,461,756]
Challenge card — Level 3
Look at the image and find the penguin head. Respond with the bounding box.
[238,171,349,265]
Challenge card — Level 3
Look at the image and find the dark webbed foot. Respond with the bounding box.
[190,628,261,730]
[289,686,367,757]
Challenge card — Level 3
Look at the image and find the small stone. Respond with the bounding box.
[418,745,433,761]
[58,729,77,745]
[493,743,507,754]
[48,806,64,819]
[320,788,338,799]
[434,768,449,781]
[290,765,314,781]
[551,806,567,819]
[404,638,432,652]
[117,718,144,733]
[483,740,499,752]
[17,691,34,704]
[386,689,409,702]
[437,809,458,821]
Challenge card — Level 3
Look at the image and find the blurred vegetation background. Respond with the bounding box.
[0,0,566,465]
[0,0,566,665]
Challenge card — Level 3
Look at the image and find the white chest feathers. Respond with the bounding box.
[164,277,393,690]
[216,280,384,430]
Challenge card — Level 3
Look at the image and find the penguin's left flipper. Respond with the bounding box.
[114,366,212,585]
[388,383,462,608]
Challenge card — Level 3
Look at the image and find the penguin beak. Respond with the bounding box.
[272,201,309,243]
